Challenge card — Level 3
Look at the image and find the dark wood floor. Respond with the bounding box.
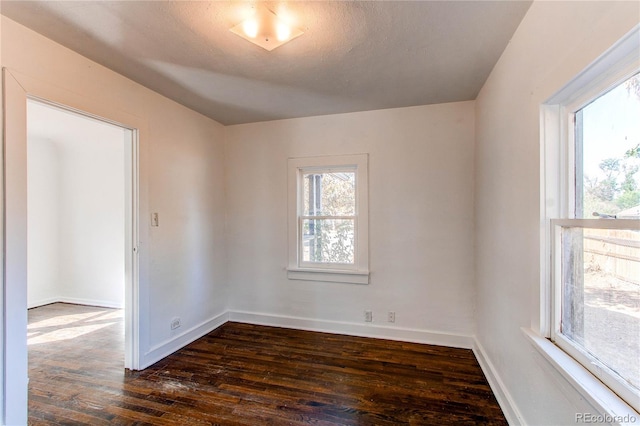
[28,303,507,425]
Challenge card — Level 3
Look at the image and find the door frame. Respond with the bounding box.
[2,68,145,425]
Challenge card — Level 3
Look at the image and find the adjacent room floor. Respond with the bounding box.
[28,303,507,425]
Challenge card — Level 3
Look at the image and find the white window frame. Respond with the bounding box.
[539,25,640,417]
[287,154,369,284]
[551,219,640,413]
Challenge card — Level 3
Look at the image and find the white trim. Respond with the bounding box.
[228,310,474,349]
[5,68,147,371]
[549,219,640,411]
[540,24,640,414]
[551,218,640,229]
[139,309,476,385]
[142,311,229,369]
[2,67,148,423]
[545,25,640,108]
[287,268,369,284]
[124,125,140,371]
[540,24,640,334]
[3,68,29,426]
[287,154,369,284]
[473,338,526,426]
[27,297,60,309]
[523,328,640,425]
[27,298,124,310]
[539,103,562,335]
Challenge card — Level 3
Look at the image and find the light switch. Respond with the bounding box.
[151,212,159,227]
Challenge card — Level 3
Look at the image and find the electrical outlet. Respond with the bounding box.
[170,317,181,330]
[388,311,396,323]
[364,310,373,322]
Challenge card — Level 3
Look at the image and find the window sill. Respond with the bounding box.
[287,268,369,284]
[522,328,639,422]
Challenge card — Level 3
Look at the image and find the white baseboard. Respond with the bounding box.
[58,297,123,309]
[28,297,60,309]
[28,297,123,309]
[142,311,229,369]
[228,310,474,349]
[127,307,524,426]
[473,338,525,425]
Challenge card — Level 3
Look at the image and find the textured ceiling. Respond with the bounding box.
[2,1,532,125]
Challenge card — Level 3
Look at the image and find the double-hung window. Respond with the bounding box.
[542,29,640,413]
[287,154,369,284]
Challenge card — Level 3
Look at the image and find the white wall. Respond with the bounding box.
[27,136,60,307]
[5,2,639,424]
[57,120,125,308]
[2,16,228,369]
[28,101,127,309]
[474,2,640,425]
[225,101,476,344]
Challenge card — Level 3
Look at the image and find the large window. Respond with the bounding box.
[544,51,640,413]
[577,74,640,219]
[288,154,369,284]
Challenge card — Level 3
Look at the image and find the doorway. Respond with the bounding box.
[26,100,129,414]
[27,100,127,310]
[2,68,141,425]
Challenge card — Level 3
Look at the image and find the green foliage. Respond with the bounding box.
[621,164,639,193]
[616,191,640,210]
[584,154,640,216]
[304,219,354,264]
[583,74,640,216]
[625,74,640,100]
[303,172,356,264]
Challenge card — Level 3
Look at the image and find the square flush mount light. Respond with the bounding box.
[230,7,303,51]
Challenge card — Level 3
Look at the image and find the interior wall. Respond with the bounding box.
[27,101,128,309]
[474,1,640,425]
[4,3,638,424]
[57,119,125,308]
[27,136,60,307]
[225,101,476,341]
[2,16,228,368]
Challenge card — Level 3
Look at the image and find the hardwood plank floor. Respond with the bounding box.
[28,303,507,425]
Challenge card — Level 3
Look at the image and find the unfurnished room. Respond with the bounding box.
[0,1,639,425]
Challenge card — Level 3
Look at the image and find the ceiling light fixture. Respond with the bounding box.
[230,7,303,51]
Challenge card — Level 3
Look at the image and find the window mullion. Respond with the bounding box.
[300,215,356,220]
[574,110,584,219]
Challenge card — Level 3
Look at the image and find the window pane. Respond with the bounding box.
[578,73,640,218]
[303,172,355,216]
[302,219,354,264]
[560,226,640,392]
